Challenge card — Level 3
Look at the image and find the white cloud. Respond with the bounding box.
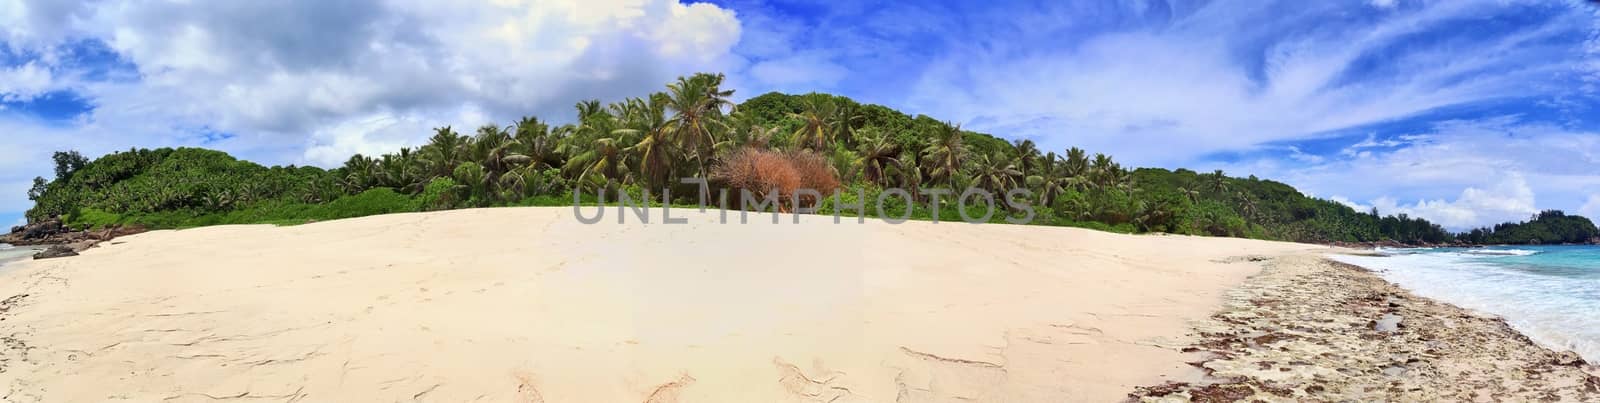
[904,0,1591,166]
[1330,196,1372,212]
[0,61,53,101]
[1,0,742,158]
[748,52,849,89]
[1227,117,1600,230]
[1368,174,1539,230]
[1580,195,1600,219]
[0,0,744,220]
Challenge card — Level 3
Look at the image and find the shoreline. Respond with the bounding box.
[1130,254,1600,401]
[0,207,1317,402]
[0,207,1592,401]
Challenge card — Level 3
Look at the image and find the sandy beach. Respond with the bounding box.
[1129,255,1600,402]
[0,207,1320,402]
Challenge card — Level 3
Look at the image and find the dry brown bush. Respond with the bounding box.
[713,148,800,209]
[712,148,841,211]
[784,150,839,207]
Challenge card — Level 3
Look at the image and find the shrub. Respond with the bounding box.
[416,177,458,211]
[713,147,800,210]
[785,150,840,207]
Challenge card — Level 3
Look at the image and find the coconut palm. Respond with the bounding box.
[921,122,966,189]
[1209,169,1229,194]
[563,110,637,188]
[664,73,734,188]
[1031,152,1071,207]
[790,98,837,151]
[614,94,675,188]
[1063,147,1089,180]
[856,129,902,187]
[1013,139,1040,177]
[971,152,1022,194]
[421,127,467,177]
[1178,187,1201,203]
[510,116,557,169]
[829,102,865,148]
[340,154,378,192]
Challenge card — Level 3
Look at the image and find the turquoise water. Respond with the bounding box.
[1331,245,1600,362]
[0,243,43,266]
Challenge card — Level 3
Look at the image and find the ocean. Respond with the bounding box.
[0,243,44,266]
[1330,245,1600,363]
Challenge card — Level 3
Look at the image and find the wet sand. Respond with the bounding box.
[1130,255,1600,402]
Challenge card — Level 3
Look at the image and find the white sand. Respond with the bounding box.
[0,207,1318,402]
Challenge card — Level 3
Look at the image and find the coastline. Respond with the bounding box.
[0,207,1317,402]
[0,244,45,267]
[1131,254,1600,401]
[0,207,1591,401]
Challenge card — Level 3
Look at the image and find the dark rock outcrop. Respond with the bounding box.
[32,245,78,260]
[1,217,145,248]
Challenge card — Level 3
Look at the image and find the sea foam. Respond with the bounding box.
[1331,246,1600,364]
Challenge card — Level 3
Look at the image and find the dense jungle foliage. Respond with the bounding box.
[21,73,1596,245]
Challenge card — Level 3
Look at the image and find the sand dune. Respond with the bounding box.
[0,207,1318,402]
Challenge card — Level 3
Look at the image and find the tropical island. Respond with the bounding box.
[4,75,1600,402]
[8,74,1597,249]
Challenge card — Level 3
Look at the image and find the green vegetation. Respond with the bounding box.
[1456,211,1600,245]
[19,73,1596,245]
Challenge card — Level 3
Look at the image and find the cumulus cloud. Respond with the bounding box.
[1367,175,1540,230]
[0,0,744,219]
[0,0,742,161]
[1228,116,1600,230]
[0,61,53,102]
[904,0,1595,165]
[1580,195,1600,219]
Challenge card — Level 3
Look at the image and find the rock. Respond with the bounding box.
[32,245,78,260]
[2,217,146,247]
[3,217,68,245]
[1552,351,1585,366]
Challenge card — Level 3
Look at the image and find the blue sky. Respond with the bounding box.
[1,0,1598,230]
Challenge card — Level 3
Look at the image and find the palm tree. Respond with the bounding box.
[471,125,518,178]
[718,110,780,153]
[1089,153,1130,189]
[563,110,636,188]
[1209,169,1229,194]
[899,151,923,200]
[452,161,488,205]
[1032,152,1069,207]
[340,154,377,193]
[921,122,966,189]
[790,98,836,151]
[510,116,556,170]
[421,126,467,178]
[377,148,424,193]
[828,142,859,184]
[856,129,902,187]
[829,102,865,148]
[613,94,676,189]
[1239,192,1258,219]
[1178,187,1201,203]
[664,73,734,201]
[1063,147,1089,180]
[971,152,1022,194]
[1013,139,1040,177]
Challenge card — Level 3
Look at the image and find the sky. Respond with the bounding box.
[0,0,1598,231]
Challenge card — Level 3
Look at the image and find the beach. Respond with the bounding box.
[0,207,1591,401]
[1129,255,1600,401]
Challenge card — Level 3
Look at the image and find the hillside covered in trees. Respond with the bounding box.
[18,73,1597,246]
